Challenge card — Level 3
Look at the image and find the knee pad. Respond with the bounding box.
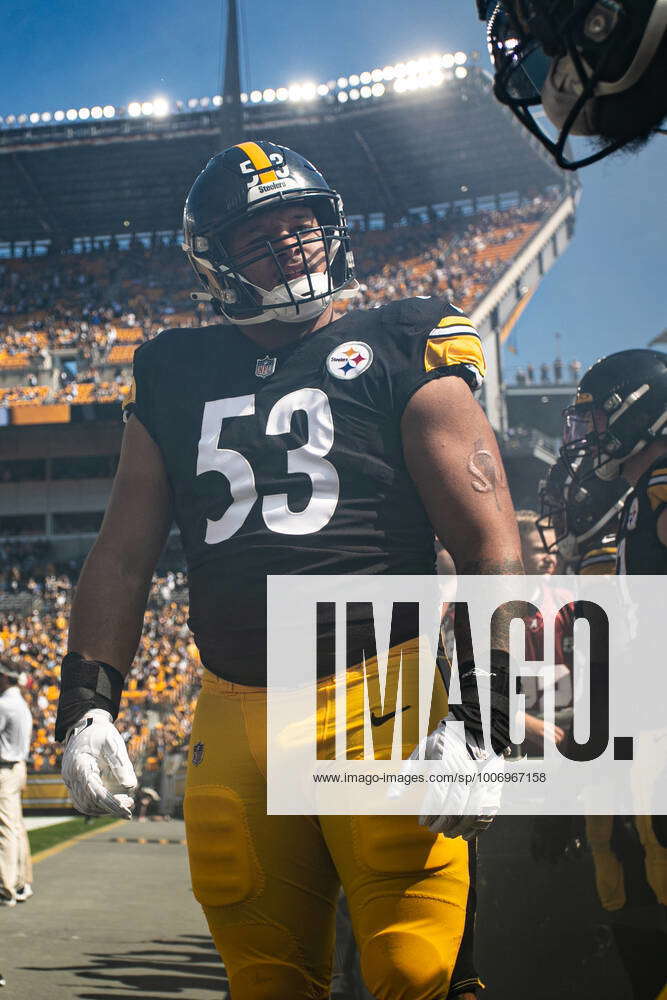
[361,928,452,1000]
[184,785,263,907]
[206,922,328,1000]
[226,960,322,1000]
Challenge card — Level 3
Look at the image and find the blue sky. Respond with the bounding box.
[1,0,664,377]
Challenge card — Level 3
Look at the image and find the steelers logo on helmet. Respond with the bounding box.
[182,140,359,327]
[326,342,374,380]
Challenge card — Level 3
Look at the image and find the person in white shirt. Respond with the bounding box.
[0,660,33,907]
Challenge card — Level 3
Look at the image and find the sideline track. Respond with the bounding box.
[1,819,229,999]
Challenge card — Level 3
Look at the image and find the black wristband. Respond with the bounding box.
[451,650,511,754]
[55,652,125,743]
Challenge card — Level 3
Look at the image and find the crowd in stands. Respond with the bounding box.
[0,195,561,407]
[0,539,198,778]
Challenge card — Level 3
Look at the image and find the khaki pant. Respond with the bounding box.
[0,761,32,902]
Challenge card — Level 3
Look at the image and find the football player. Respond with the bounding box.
[536,455,629,573]
[55,141,522,1000]
[561,348,667,573]
[561,348,667,997]
[475,1,667,168]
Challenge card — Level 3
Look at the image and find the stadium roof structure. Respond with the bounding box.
[0,65,571,247]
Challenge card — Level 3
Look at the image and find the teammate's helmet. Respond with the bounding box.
[561,349,667,481]
[182,140,358,325]
[537,455,629,561]
[477,1,667,169]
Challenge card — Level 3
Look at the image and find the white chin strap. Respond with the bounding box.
[242,271,335,325]
[192,241,360,326]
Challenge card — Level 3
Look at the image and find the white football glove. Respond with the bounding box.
[409,715,505,840]
[61,708,137,820]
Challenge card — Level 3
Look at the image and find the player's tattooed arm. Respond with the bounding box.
[468,437,507,512]
[401,376,523,578]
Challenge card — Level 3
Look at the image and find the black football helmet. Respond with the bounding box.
[477,1,667,169]
[182,140,358,325]
[561,349,667,481]
[537,455,629,561]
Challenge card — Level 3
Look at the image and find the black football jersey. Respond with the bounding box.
[616,455,667,575]
[124,297,486,683]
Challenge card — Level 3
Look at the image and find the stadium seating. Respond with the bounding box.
[0,196,560,407]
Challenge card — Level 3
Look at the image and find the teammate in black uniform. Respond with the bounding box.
[561,348,667,998]
[537,454,628,572]
[561,348,667,574]
[55,141,522,1000]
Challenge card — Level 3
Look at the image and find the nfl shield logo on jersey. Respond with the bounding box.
[255,355,277,379]
[192,741,205,766]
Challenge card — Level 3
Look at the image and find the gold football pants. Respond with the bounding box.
[184,641,471,1000]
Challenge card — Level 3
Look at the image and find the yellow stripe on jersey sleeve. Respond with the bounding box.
[647,469,667,511]
[424,332,487,379]
[579,546,617,575]
[436,315,477,331]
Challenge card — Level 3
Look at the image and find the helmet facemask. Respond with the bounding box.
[483,0,667,169]
[187,194,358,325]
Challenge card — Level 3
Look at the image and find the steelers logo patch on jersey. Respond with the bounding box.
[326,342,374,380]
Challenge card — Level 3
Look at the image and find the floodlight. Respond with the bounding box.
[54,110,65,121]
[454,51,467,65]
[263,88,276,102]
[66,109,78,120]
[317,83,329,96]
[360,86,372,98]
[337,91,349,103]
[348,74,360,86]
[29,113,40,124]
[91,106,103,119]
[78,107,90,119]
[371,83,385,97]
[360,71,371,84]
[276,88,288,101]
[141,102,153,116]
[212,95,223,106]
[337,77,348,89]
[349,88,360,100]
[455,66,468,79]
[250,90,262,103]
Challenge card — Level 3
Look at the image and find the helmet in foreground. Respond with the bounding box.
[477,0,667,169]
[183,140,358,325]
[561,349,667,481]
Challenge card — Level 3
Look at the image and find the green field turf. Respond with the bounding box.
[29,816,119,856]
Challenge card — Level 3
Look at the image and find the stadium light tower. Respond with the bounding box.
[220,0,243,145]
